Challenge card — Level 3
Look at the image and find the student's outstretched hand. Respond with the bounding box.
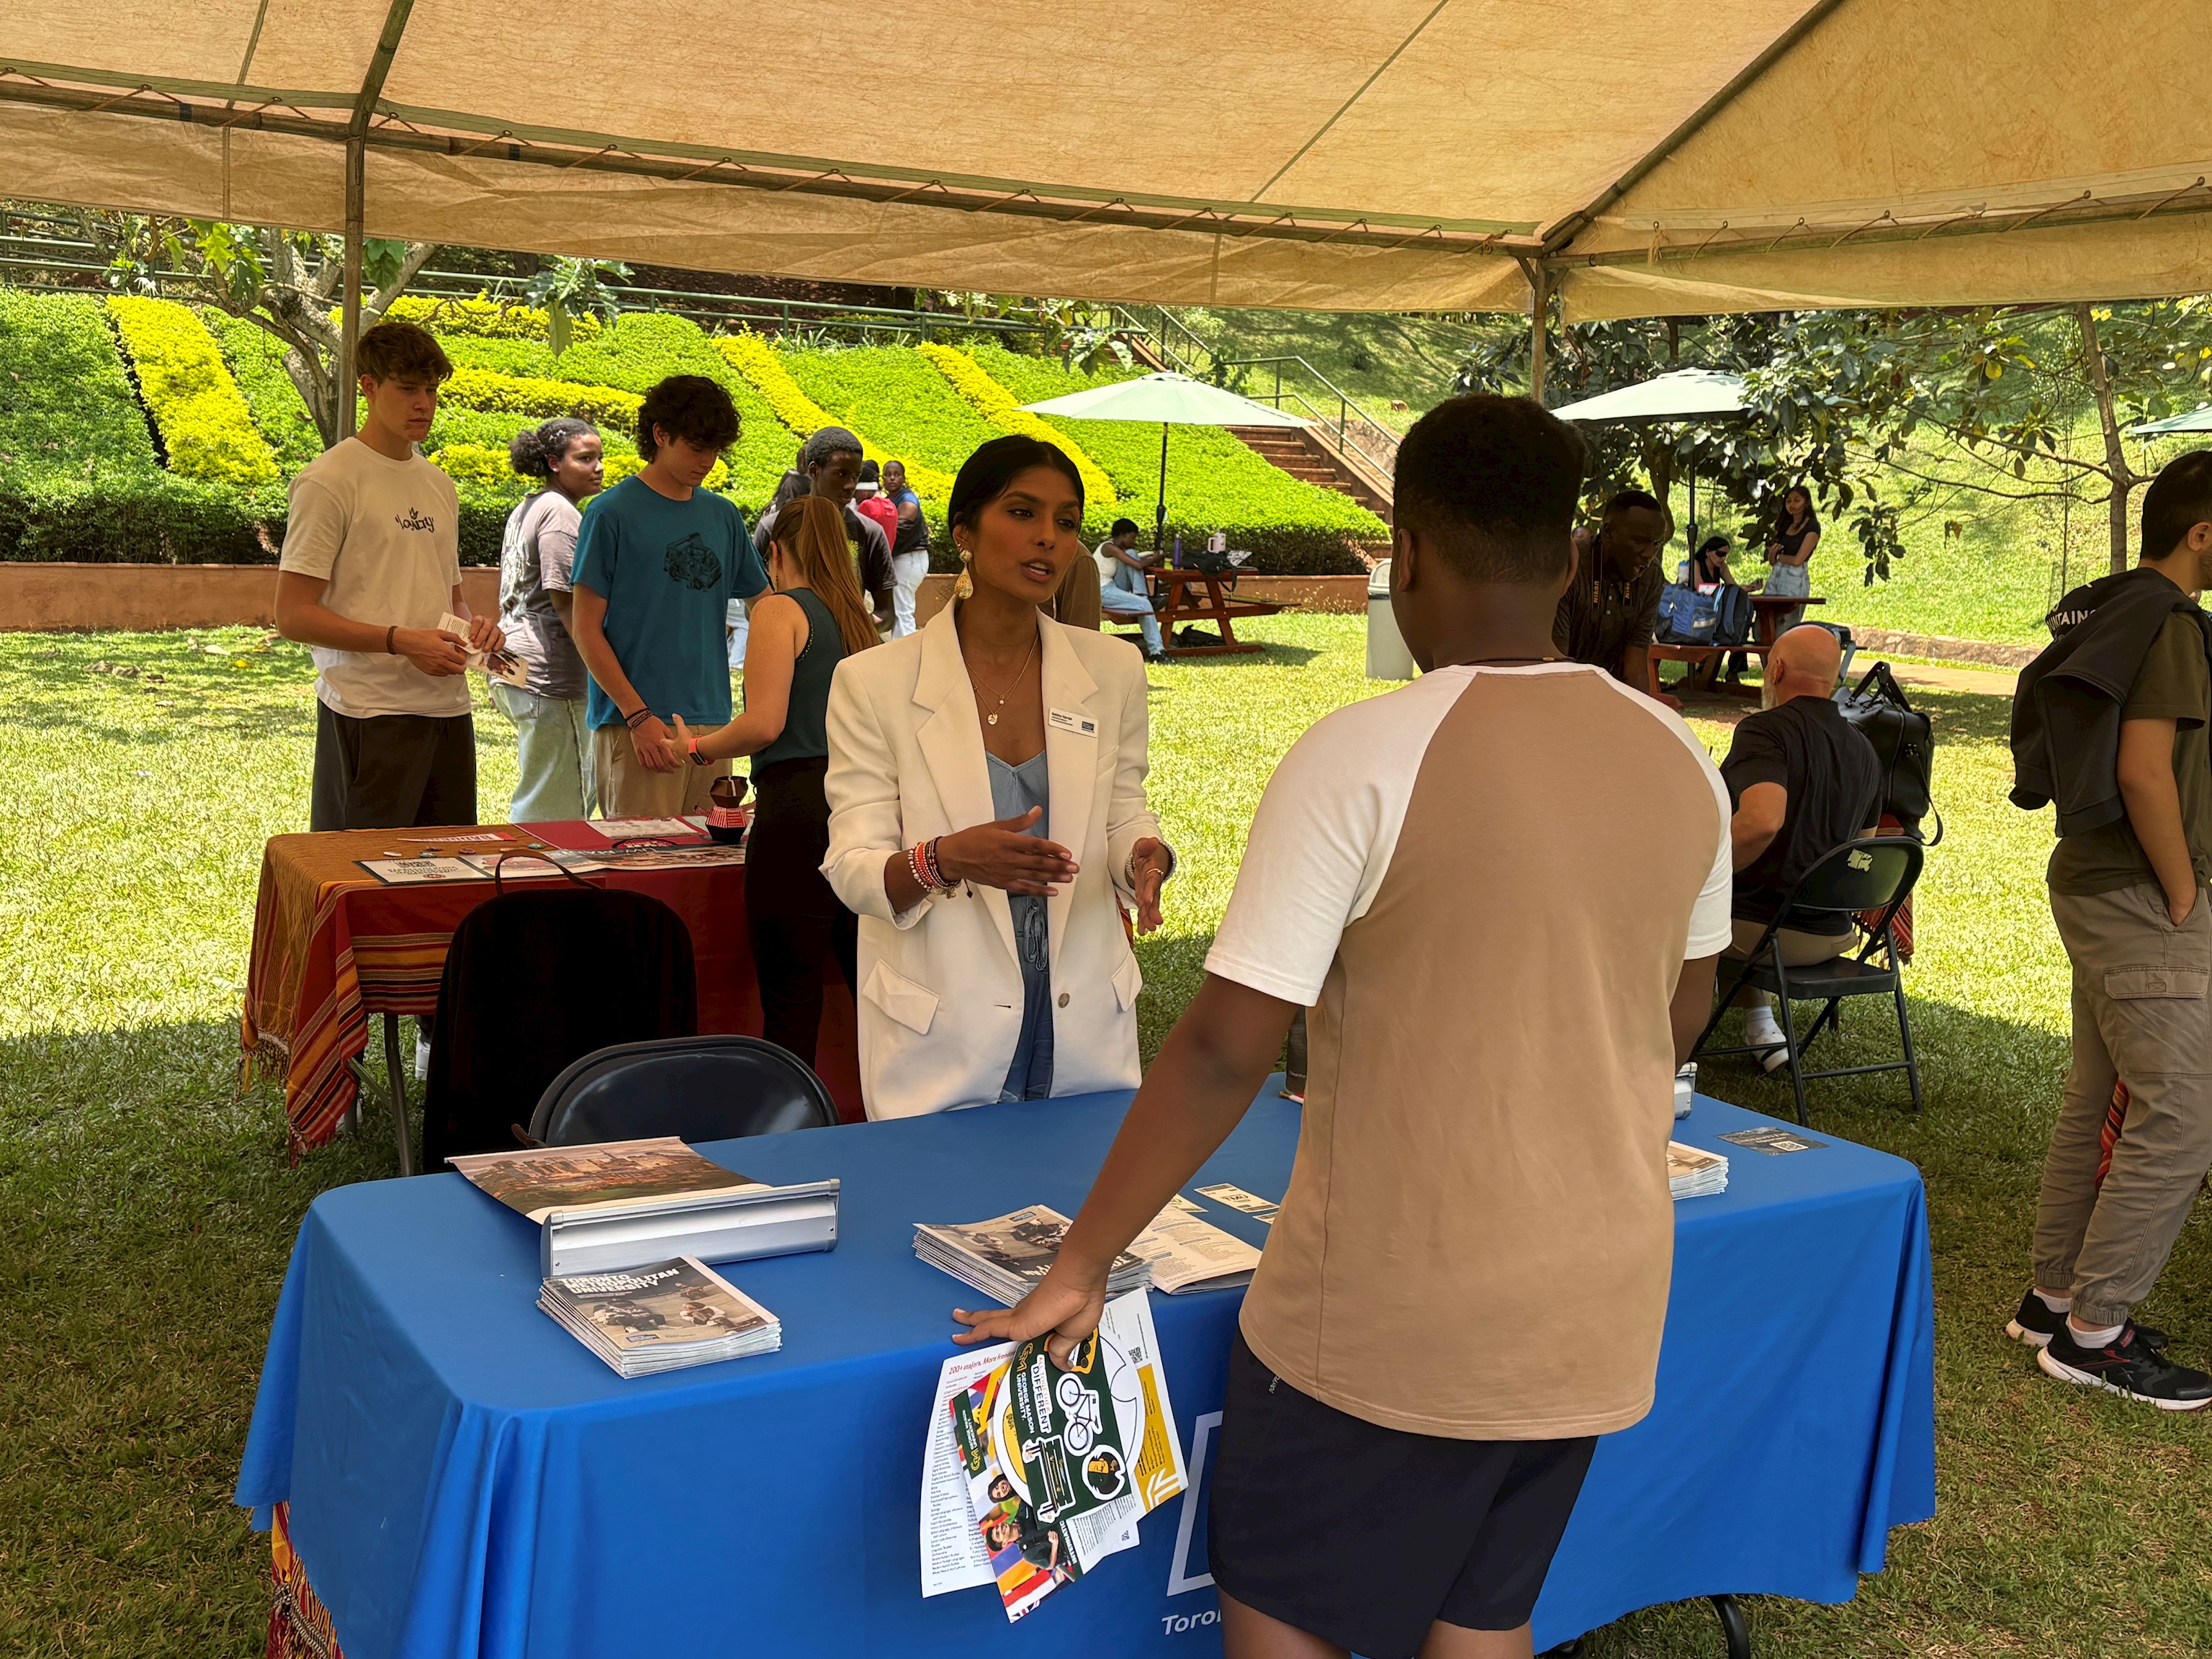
[953,1263,1106,1369]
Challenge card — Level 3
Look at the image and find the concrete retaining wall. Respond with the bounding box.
[0,561,1368,635]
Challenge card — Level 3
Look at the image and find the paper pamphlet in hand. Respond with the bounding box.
[449,1137,763,1223]
[920,1290,1186,1620]
[439,611,528,686]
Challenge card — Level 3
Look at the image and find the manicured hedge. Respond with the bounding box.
[0,469,284,563]
[780,346,999,500]
[969,344,1379,574]
[0,289,161,482]
[203,312,323,471]
[441,366,643,430]
[107,297,280,487]
[716,334,957,501]
[914,342,1115,510]
[382,295,603,343]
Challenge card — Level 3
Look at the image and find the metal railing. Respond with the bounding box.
[1105,304,1400,487]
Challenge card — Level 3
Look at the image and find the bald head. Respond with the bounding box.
[1765,624,1841,706]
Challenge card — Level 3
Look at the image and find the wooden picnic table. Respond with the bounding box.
[1750,591,1825,646]
[1138,566,1288,657]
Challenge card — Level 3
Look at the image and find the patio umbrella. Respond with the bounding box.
[1021,372,1305,552]
[2125,406,2212,436]
[1551,369,1752,549]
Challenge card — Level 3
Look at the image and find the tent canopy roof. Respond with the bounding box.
[5,0,2208,317]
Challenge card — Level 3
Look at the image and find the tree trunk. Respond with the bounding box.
[2077,302,2134,573]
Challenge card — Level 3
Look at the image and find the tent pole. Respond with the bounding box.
[1528,264,1549,405]
[340,134,364,441]
[1155,421,1169,553]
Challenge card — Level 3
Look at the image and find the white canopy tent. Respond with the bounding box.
[6,0,2208,402]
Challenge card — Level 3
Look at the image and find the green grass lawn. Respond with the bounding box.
[3,617,2209,1656]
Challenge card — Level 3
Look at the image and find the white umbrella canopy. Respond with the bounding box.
[2126,407,2212,436]
[1022,373,1306,549]
[1550,368,1750,426]
[1021,372,1308,428]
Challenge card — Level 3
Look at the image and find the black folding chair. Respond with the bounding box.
[1691,836,1925,1124]
[528,1035,839,1148]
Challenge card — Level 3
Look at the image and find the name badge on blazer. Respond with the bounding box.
[1048,708,1098,739]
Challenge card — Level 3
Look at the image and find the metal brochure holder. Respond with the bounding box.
[541,1179,842,1278]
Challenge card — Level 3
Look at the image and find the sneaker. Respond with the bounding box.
[2037,1323,2212,1409]
[1743,1012,1790,1074]
[2005,1290,2167,1353]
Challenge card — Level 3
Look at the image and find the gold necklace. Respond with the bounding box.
[968,634,1039,727]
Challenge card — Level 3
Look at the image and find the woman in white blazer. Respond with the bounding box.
[822,436,1173,1120]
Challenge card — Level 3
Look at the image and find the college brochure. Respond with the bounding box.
[1718,1125,1827,1155]
[1127,1202,1262,1294]
[1194,1182,1280,1223]
[913,1206,1151,1306]
[449,1136,763,1223]
[356,856,487,885]
[1666,1141,1730,1199]
[538,1256,780,1377]
[438,611,529,687]
[588,817,701,840]
[921,1290,1187,1619]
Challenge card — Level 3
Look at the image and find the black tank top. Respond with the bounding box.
[751,588,846,768]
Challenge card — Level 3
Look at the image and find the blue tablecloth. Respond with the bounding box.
[236,1089,1933,1658]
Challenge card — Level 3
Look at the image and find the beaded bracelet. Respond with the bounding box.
[922,837,948,890]
[623,706,652,729]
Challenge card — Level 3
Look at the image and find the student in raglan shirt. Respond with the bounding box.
[567,374,768,819]
[274,319,505,832]
[957,394,1730,1659]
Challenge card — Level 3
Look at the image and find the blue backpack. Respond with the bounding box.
[1712,585,1755,647]
[1655,583,1719,645]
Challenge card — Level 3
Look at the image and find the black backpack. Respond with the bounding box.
[1712,585,1755,647]
[1835,661,1938,840]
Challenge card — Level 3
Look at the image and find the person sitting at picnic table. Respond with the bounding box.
[1717,623,1881,1069]
[1555,488,1675,708]
[1691,531,1753,685]
[1764,485,1821,630]
[1094,517,1166,660]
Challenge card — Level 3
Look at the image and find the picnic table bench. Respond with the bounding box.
[1107,566,1288,657]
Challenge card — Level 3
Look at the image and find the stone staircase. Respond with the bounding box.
[1228,426,1393,523]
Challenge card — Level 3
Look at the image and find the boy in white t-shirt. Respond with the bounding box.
[274,320,504,831]
[957,396,1732,1659]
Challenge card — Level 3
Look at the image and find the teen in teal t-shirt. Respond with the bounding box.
[570,476,768,729]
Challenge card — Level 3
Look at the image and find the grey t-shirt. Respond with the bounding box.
[497,490,589,701]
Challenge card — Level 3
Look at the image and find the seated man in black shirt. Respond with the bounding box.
[1719,624,1883,1066]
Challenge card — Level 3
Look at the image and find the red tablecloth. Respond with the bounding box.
[242,822,861,1156]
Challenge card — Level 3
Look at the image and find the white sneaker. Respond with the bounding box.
[1744,1012,1790,1073]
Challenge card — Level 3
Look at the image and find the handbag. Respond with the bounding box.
[1835,661,1938,839]
[1655,583,1719,645]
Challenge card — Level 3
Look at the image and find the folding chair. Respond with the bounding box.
[529,1035,839,1148]
[1691,836,1925,1124]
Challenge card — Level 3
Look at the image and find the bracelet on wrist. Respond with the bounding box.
[385,624,398,656]
[686,737,705,767]
[624,706,651,729]
[922,836,948,890]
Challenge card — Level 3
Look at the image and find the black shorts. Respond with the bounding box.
[311,701,477,832]
[1206,1333,1596,1659]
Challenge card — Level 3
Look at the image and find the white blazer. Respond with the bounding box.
[822,603,1162,1119]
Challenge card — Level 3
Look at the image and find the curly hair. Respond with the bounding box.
[508,417,598,479]
[636,375,739,462]
[356,320,451,385]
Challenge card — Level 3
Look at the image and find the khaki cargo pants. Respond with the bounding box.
[592,721,729,820]
[2034,881,2212,1329]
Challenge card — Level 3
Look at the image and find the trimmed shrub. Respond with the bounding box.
[0,289,161,482]
[780,346,997,498]
[914,342,1115,508]
[440,366,642,430]
[0,469,283,564]
[381,295,602,343]
[203,312,323,470]
[968,344,1377,574]
[106,297,281,487]
[716,334,957,500]
[429,439,726,495]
